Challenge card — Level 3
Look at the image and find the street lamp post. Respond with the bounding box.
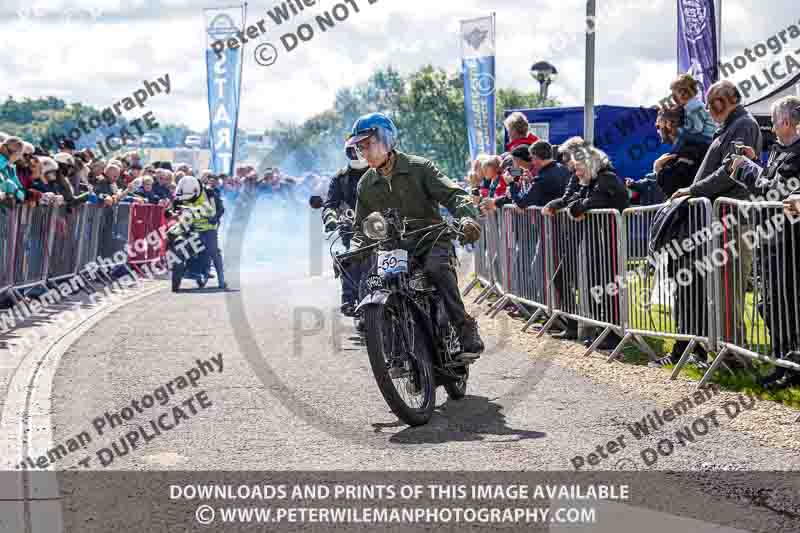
[529,61,558,100]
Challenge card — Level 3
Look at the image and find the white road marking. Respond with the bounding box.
[0,282,167,533]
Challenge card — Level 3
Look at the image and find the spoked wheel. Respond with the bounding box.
[363,300,435,426]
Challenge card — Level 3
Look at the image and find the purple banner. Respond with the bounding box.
[677,0,718,101]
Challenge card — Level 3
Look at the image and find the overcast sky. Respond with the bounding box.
[0,0,798,133]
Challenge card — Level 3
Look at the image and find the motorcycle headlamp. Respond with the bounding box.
[363,212,388,240]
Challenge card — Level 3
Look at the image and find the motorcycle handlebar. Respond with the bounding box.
[334,221,456,263]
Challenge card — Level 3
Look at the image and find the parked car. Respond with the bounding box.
[184,135,202,149]
[141,133,163,147]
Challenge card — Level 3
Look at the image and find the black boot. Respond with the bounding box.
[458,317,485,358]
[686,344,710,369]
[760,354,800,389]
[596,331,623,351]
[759,367,788,389]
[340,302,356,317]
[551,318,578,340]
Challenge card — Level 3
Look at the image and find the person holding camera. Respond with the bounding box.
[729,96,800,388]
[323,141,370,316]
[482,142,570,212]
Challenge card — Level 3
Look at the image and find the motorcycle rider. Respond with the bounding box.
[346,112,485,357]
[324,140,370,316]
[168,175,226,291]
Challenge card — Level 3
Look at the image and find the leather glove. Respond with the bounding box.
[459,217,481,243]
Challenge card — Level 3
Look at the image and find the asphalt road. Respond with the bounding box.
[2,203,799,532]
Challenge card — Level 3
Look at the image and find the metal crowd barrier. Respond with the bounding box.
[47,206,87,283]
[0,202,165,305]
[77,206,105,279]
[11,206,55,292]
[462,212,493,298]
[0,206,17,296]
[700,198,800,386]
[619,198,713,372]
[538,208,628,357]
[465,210,506,305]
[484,207,553,328]
[470,197,800,395]
[98,203,132,267]
[128,204,167,271]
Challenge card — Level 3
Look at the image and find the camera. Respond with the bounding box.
[509,167,523,179]
[732,141,746,156]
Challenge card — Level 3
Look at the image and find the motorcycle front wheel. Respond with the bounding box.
[363,301,435,426]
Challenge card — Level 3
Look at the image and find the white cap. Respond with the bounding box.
[37,156,58,173]
[54,152,75,166]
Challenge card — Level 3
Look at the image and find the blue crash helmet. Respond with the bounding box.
[345,112,398,151]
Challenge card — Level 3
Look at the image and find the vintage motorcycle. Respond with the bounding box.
[332,208,473,426]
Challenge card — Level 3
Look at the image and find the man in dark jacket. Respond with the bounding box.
[484,141,570,210]
[731,95,800,388]
[671,81,762,364]
[672,81,762,202]
[324,145,369,315]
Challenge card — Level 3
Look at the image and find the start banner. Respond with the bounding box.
[204,5,246,175]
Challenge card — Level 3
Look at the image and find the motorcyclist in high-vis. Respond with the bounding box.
[347,112,485,358]
[168,176,225,292]
[324,141,370,316]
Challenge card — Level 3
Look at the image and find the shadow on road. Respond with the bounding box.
[175,287,240,294]
[373,395,546,445]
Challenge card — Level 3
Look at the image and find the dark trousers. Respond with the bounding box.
[762,233,800,359]
[553,226,621,327]
[422,245,469,327]
[354,244,468,326]
[340,237,362,305]
[199,230,225,286]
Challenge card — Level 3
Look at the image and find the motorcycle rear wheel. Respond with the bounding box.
[364,303,435,426]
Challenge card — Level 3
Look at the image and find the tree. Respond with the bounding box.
[260,65,560,178]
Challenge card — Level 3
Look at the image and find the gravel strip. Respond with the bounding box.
[465,288,800,454]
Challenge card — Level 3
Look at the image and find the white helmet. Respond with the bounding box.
[175,175,201,202]
[345,143,368,170]
[54,152,75,166]
[37,156,59,174]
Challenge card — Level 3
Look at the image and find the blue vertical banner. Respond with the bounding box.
[460,14,496,159]
[204,5,246,175]
[677,0,718,101]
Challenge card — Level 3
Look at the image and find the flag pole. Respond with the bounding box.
[715,0,722,76]
[230,2,247,176]
[492,11,497,156]
[584,0,596,146]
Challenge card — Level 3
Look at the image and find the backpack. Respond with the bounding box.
[648,197,691,258]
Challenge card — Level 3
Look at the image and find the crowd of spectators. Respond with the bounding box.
[462,74,800,389]
[0,133,328,213]
[218,164,328,203]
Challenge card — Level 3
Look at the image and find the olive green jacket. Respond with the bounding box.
[352,151,478,257]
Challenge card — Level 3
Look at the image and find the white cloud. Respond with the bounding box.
[0,0,797,134]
